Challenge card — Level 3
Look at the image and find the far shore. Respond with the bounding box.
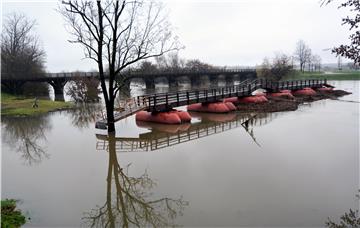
[283,70,360,81]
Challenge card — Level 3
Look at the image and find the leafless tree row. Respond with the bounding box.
[294,40,322,72]
[134,52,215,73]
[1,13,47,94]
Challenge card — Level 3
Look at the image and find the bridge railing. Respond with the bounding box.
[142,78,328,111]
[127,67,256,76]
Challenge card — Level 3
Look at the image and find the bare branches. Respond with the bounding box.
[322,0,360,65]
[60,0,181,83]
[294,40,312,72]
[60,0,181,132]
[1,12,46,87]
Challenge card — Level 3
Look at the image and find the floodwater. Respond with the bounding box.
[1,80,359,227]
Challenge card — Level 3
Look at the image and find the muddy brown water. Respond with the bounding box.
[1,80,359,227]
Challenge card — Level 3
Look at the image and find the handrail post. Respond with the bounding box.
[205,90,208,102]
[165,94,168,107]
[248,84,251,95]
[177,93,179,106]
[186,91,190,104]
[324,78,327,85]
[153,96,156,109]
[222,88,224,98]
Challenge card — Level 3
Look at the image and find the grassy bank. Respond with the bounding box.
[283,70,360,81]
[1,199,27,228]
[1,92,73,116]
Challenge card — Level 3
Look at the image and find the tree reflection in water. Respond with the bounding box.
[2,115,51,165]
[67,104,103,130]
[83,134,188,227]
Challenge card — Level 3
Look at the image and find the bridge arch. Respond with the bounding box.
[154,77,169,87]
[129,78,146,89]
[176,76,191,87]
[190,75,210,88]
[225,74,240,86]
[216,74,227,87]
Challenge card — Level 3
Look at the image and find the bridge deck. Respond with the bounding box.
[95,78,329,129]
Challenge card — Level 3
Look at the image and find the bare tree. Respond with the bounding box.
[184,59,215,71]
[1,13,46,94]
[312,54,322,72]
[166,52,186,71]
[322,0,360,66]
[257,54,293,81]
[136,60,158,73]
[337,56,343,70]
[305,48,312,72]
[154,52,185,72]
[60,0,181,133]
[294,40,312,72]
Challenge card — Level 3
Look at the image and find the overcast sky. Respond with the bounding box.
[1,0,352,72]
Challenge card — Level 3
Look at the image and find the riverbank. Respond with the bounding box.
[1,199,27,228]
[1,93,73,116]
[236,89,352,113]
[283,71,360,80]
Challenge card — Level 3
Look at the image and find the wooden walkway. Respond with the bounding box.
[95,78,330,129]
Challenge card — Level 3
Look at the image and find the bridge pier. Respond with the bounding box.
[209,75,219,87]
[48,79,67,101]
[225,75,235,87]
[190,77,201,88]
[144,79,155,90]
[168,77,178,88]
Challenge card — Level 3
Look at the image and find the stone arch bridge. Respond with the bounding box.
[1,68,256,100]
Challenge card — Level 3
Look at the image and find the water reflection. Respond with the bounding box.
[66,104,104,130]
[2,115,51,165]
[84,134,188,227]
[96,112,279,152]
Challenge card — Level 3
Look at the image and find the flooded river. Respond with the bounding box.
[1,80,359,227]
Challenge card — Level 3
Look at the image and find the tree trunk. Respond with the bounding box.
[107,99,116,133]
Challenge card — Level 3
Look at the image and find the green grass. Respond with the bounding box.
[1,199,26,228]
[283,70,360,80]
[1,92,73,116]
